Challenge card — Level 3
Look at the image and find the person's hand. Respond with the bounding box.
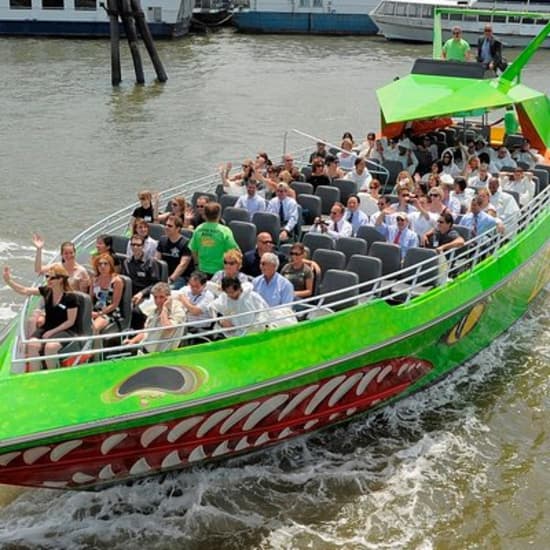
[42,330,53,339]
[131,292,143,305]
[32,233,44,250]
[3,266,11,284]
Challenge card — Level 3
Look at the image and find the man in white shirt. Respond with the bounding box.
[468,163,492,189]
[311,202,353,240]
[491,146,517,172]
[234,179,266,220]
[488,177,520,229]
[500,167,535,206]
[344,157,371,190]
[408,196,438,237]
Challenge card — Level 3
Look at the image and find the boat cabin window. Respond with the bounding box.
[421,5,432,18]
[478,14,491,23]
[508,15,521,24]
[42,0,64,8]
[382,2,396,16]
[449,13,463,22]
[313,0,322,7]
[299,0,310,7]
[75,0,96,9]
[522,17,534,25]
[395,3,407,16]
[9,0,31,8]
[408,4,420,18]
[493,15,506,23]
[536,18,549,25]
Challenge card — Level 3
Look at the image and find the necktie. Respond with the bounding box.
[393,230,402,245]
[472,214,478,236]
[348,211,354,223]
[334,221,339,233]
[279,200,285,223]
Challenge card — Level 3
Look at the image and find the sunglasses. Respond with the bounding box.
[289,251,302,256]
[261,240,274,245]
[46,274,62,280]
[223,260,237,265]
[98,262,110,266]
[429,193,440,198]
[131,242,144,247]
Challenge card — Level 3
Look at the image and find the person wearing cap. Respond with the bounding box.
[309,141,328,163]
[234,178,267,220]
[394,138,418,176]
[267,182,300,243]
[492,146,516,172]
[442,26,471,62]
[378,211,419,262]
[477,24,505,73]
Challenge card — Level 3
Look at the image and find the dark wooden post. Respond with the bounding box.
[107,0,121,85]
[130,0,168,83]
[118,0,145,84]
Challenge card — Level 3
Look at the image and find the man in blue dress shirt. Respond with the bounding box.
[267,183,299,243]
[253,252,295,307]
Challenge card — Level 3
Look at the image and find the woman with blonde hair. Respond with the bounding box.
[208,248,251,296]
[158,196,193,227]
[3,263,79,370]
[392,170,416,194]
[90,253,124,334]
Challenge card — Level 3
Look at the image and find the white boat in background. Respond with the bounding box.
[370,0,550,47]
[233,0,380,35]
[0,0,193,37]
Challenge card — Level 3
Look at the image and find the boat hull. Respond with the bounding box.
[0,225,548,489]
[233,11,379,35]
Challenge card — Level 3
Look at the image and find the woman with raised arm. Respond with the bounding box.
[33,233,90,293]
[3,263,79,370]
[158,196,194,228]
[89,253,124,334]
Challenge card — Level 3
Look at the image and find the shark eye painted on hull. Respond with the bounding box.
[116,366,200,398]
[445,303,486,345]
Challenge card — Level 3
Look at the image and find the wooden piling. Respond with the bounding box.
[118,0,145,84]
[107,0,121,86]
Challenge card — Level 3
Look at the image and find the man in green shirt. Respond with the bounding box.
[442,26,471,62]
[188,202,239,276]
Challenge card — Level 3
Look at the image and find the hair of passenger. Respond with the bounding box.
[478,152,490,165]
[196,194,211,205]
[167,215,183,229]
[189,271,208,285]
[341,137,353,149]
[204,202,221,221]
[151,281,171,296]
[257,151,269,162]
[325,154,337,165]
[224,248,243,266]
[97,234,113,251]
[430,186,443,199]
[92,253,116,275]
[370,178,381,189]
[454,177,467,191]
[131,217,150,236]
[342,131,354,142]
[278,169,292,183]
[348,194,360,204]
[354,156,364,168]
[332,201,345,214]
[47,263,72,292]
[440,211,454,226]
[221,276,242,292]
[261,251,279,269]
[130,234,145,246]
[170,196,187,211]
[60,241,76,261]
[138,190,152,202]
[290,242,305,255]
[381,194,392,205]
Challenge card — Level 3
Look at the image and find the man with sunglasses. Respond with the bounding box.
[242,232,285,277]
[477,24,506,73]
[442,26,471,62]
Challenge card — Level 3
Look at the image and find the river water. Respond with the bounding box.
[0,29,549,549]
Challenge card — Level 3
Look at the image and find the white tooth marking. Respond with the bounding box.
[50,440,83,462]
[304,419,319,431]
[129,457,152,476]
[196,409,234,438]
[140,425,168,448]
[329,412,341,421]
[254,432,271,447]
[220,402,260,434]
[101,433,128,455]
[346,408,357,416]
[72,472,95,484]
[397,362,410,377]
[235,437,249,451]
[98,464,116,481]
[356,368,381,396]
[188,445,206,462]
[212,440,230,457]
[161,451,181,469]
[377,365,393,384]
[42,480,69,488]
[305,376,346,416]
[278,428,293,439]
[278,385,319,421]
[23,447,50,465]
[328,373,364,407]
[0,452,20,466]
[167,417,203,443]
[243,394,289,431]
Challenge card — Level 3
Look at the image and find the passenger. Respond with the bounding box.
[209,249,252,295]
[311,201,353,239]
[426,186,453,220]
[442,26,471,61]
[440,150,461,178]
[274,169,298,198]
[345,195,370,236]
[324,155,345,181]
[344,157,371,190]
[280,243,316,300]
[487,177,520,225]
[371,195,396,227]
[395,187,417,215]
[439,177,462,218]
[476,188,499,217]
[126,218,158,261]
[337,138,357,171]
[512,139,540,169]
[93,234,121,273]
[156,215,194,289]
[89,253,124,334]
[234,178,267,219]
[342,131,355,144]
[378,211,419,261]
[491,146,516,172]
[450,177,475,213]
[395,139,419,176]
[500,167,535,206]
[129,190,158,226]
[253,252,295,307]
[219,159,254,191]
[477,24,506,73]
[460,196,500,237]
[257,164,282,196]
[176,271,216,333]
[462,155,480,180]
[123,282,186,353]
[158,196,193,228]
[188,202,239,278]
[267,182,300,243]
[408,195,438,237]
[421,161,443,184]
[414,137,435,176]
[474,138,495,162]
[358,132,377,160]
[309,141,328,163]
[242,232,284,277]
[3,263,79,371]
[468,162,491,189]
[122,234,160,329]
[357,179,381,216]
[212,276,269,338]
[307,158,331,190]
[423,212,465,253]
[190,195,211,229]
[254,151,270,177]
[32,234,90,293]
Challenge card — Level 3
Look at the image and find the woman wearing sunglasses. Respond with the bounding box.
[3,263,79,370]
[90,253,124,334]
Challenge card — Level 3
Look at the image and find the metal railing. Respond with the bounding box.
[8,148,550,371]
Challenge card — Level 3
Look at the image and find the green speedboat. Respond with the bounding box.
[0,16,549,491]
